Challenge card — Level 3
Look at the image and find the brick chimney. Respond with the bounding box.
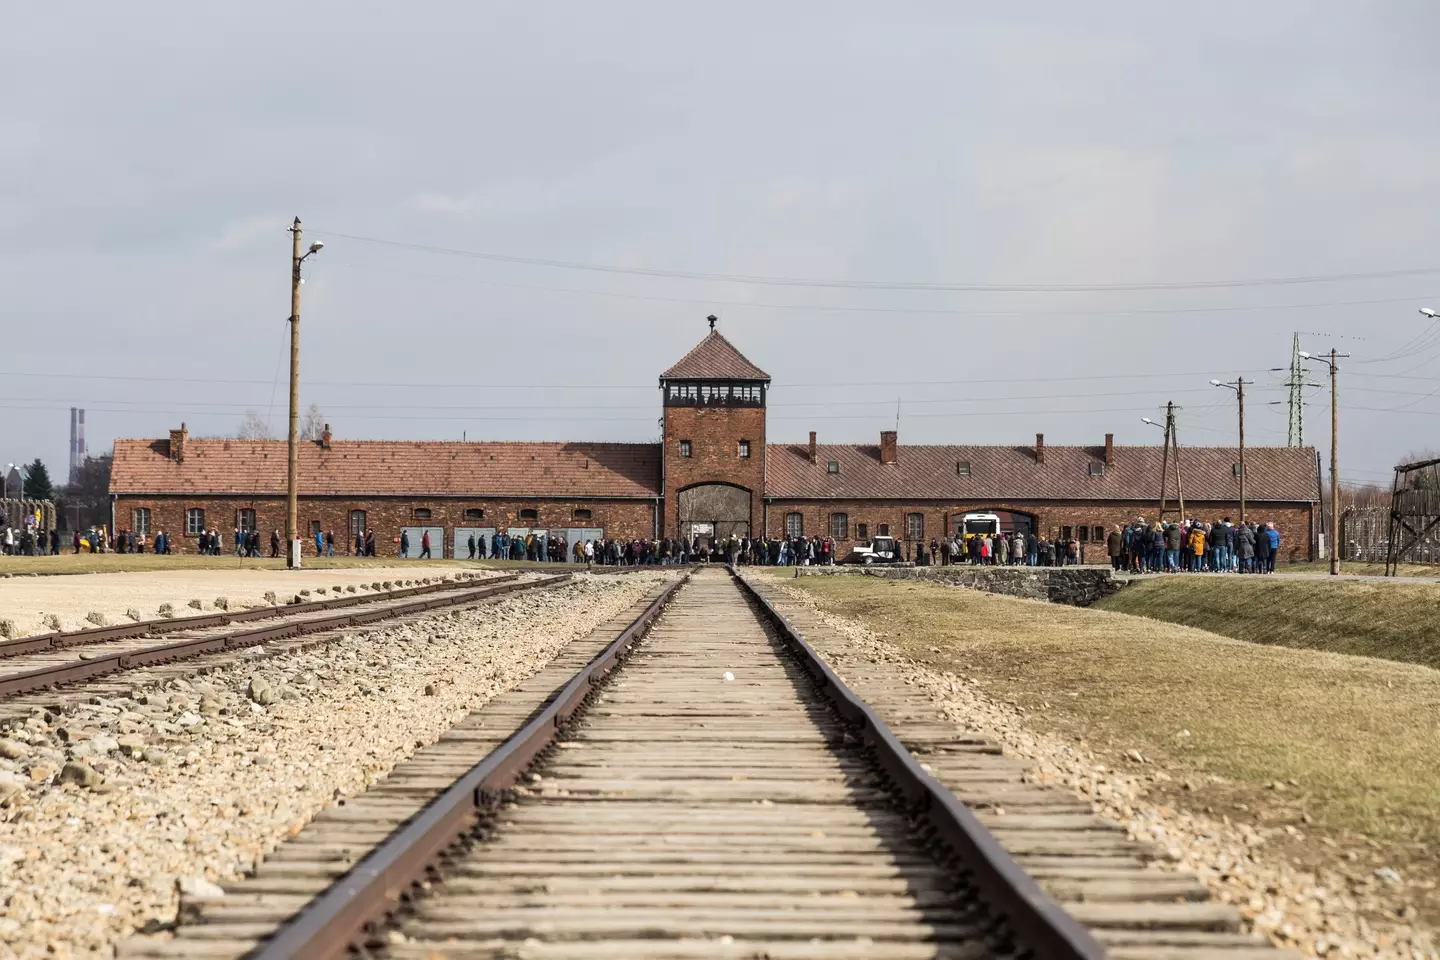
[880,430,898,465]
[808,431,817,464]
[1104,433,1114,467]
[168,423,189,463]
[1035,432,1045,465]
[320,424,333,450]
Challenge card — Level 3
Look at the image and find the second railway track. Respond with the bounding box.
[120,568,1295,959]
[0,573,568,712]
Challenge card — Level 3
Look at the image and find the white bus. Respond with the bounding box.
[959,513,1002,539]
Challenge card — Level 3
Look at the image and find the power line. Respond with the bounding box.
[331,261,1440,319]
[318,229,1440,293]
[0,386,1237,415]
[0,367,1283,391]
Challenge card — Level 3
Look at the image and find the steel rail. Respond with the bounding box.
[0,574,570,699]
[0,574,523,660]
[731,569,1108,960]
[249,573,689,960]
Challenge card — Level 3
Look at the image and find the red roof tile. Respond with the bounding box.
[661,331,770,381]
[110,439,662,498]
[765,443,1318,503]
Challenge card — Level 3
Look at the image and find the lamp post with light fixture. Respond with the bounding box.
[286,218,324,569]
[1209,378,1252,523]
[1299,348,1347,574]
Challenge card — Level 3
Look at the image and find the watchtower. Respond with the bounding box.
[659,317,770,541]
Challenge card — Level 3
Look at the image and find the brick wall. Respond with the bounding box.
[764,499,1316,563]
[662,405,766,537]
[112,496,658,556]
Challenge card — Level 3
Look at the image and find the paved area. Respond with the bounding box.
[0,567,463,636]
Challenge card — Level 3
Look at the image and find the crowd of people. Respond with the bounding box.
[1,516,1284,574]
[456,532,842,566]
[1105,518,1283,574]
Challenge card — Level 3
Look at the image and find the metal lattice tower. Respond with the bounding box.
[1285,333,1307,447]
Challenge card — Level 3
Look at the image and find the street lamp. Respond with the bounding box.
[1210,378,1252,523]
[285,220,323,569]
[1300,349,1348,575]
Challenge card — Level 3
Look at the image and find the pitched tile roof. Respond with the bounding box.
[110,439,662,498]
[765,443,1319,503]
[661,331,770,381]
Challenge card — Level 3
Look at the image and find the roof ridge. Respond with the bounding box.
[661,330,770,381]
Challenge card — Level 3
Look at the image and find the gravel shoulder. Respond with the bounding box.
[0,567,476,637]
[760,572,1439,960]
[0,571,672,958]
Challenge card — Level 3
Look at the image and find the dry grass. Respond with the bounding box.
[1099,576,1440,668]
[782,574,1440,852]
[1280,560,1440,578]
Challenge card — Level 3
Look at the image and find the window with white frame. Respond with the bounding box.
[133,508,151,535]
[185,508,205,535]
[906,512,924,540]
[830,513,849,539]
[785,512,803,537]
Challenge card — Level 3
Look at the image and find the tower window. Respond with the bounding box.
[679,440,692,458]
[738,440,751,459]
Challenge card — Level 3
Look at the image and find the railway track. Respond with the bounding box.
[0,573,568,714]
[119,568,1292,959]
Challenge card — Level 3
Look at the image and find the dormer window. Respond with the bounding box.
[1088,462,1105,477]
[827,459,840,474]
[956,461,971,476]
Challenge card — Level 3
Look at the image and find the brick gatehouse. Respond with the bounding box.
[110,326,1320,561]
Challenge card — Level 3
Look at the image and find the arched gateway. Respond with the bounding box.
[677,482,752,543]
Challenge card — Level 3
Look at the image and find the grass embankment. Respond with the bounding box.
[784,575,1440,853]
[1098,576,1440,668]
[1280,560,1439,578]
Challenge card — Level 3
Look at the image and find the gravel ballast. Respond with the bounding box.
[0,572,670,958]
[0,566,473,638]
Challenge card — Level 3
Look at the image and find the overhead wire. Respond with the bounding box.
[327,260,1440,319]
[317,229,1440,293]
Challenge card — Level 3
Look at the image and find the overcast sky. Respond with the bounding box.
[4,2,1440,488]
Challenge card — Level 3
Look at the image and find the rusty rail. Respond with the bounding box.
[0,574,521,660]
[731,569,1107,960]
[248,573,689,960]
[0,574,569,699]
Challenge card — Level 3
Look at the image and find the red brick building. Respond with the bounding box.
[110,327,1320,560]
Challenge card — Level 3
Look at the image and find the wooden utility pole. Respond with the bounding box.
[1329,348,1340,576]
[1157,403,1172,518]
[1237,378,1246,523]
[287,218,303,568]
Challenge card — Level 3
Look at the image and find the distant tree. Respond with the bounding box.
[57,455,113,530]
[22,459,53,500]
[301,404,326,441]
[235,410,274,440]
